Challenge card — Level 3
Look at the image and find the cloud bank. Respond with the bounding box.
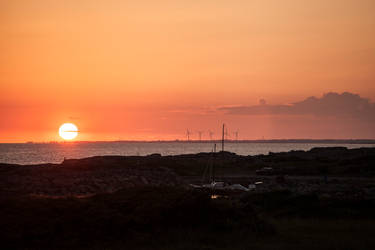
[219,92,375,121]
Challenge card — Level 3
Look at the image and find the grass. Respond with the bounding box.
[2,186,375,249]
[259,218,375,250]
[0,187,273,250]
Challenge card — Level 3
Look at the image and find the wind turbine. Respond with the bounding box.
[233,130,239,141]
[186,129,191,141]
[208,130,214,141]
[197,131,203,141]
[224,127,230,140]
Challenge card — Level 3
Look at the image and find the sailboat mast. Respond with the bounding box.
[212,145,216,183]
[221,123,225,152]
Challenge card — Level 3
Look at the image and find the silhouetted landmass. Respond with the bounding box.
[1,147,375,197]
[1,147,375,249]
[17,139,375,144]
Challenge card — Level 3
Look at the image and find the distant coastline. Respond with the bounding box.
[13,139,375,144]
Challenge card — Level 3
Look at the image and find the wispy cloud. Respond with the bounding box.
[68,116,80,120]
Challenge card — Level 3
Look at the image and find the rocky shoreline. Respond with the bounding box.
[0,156,183,197]
[0,147,374,198]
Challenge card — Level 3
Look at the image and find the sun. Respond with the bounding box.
[59,123,78,140]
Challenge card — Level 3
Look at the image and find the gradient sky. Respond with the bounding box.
[1,0,375,142]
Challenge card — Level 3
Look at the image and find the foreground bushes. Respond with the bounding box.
[240,189,375,219]
[0,187,273,249]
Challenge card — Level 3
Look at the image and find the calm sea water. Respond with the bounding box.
[1,142,374,165]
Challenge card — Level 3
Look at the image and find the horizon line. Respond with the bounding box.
[2,139,375,144]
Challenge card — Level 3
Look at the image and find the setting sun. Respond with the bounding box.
[59,123,78,140]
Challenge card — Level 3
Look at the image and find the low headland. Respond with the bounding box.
[1,147,375,249]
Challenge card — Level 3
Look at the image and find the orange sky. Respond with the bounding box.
[1,0,375,142]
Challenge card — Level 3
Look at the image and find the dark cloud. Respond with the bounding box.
[219,92,375,121]
[259,99,267,105]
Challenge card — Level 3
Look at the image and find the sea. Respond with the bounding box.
[1,141,374,165]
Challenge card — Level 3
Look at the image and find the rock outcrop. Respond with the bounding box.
[0,156,183,197]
